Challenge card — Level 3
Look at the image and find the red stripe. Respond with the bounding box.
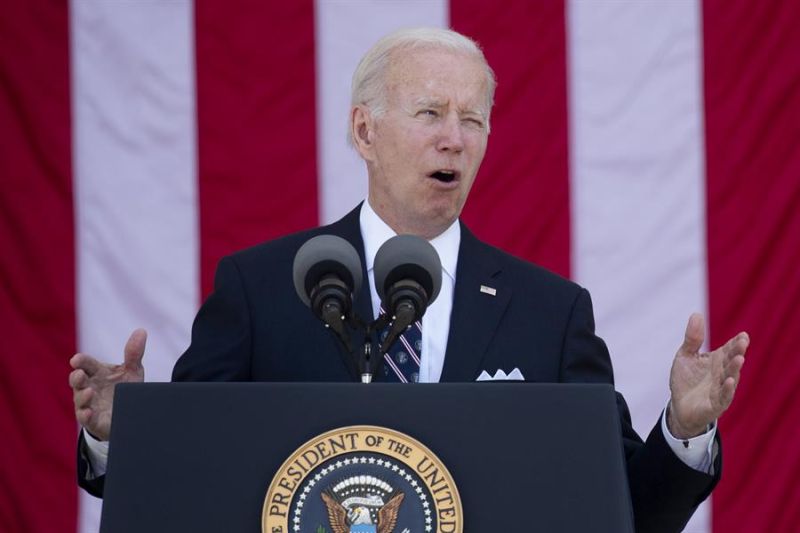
[0,2,76,532]
[703,1,800,529]
[195,0,318,296]
[451,0,570,278]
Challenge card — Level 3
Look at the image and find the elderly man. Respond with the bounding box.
[70,28,748,532]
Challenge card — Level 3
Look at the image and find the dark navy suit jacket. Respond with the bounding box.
[79,205,719,532]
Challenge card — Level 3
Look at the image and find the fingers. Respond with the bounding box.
[70,328,147,376]
[679,312,705,356]
[720,376,737,410]
[73,386,93,410]
[123,328,147,369]
[70,365,95,428]
[717,331,749,374]
[70,367,111,439]
[68,369,89,390]
[716,345,745,412]
[69,352,103,377]
[724,352,745,383]
[73,387,96,429]
[726,331,750,358]
[72,385,100,430]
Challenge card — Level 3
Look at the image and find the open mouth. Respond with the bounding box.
[428,170,459,183]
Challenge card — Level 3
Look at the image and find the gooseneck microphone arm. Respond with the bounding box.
[293,235,363,378]
[372,235,442,376]
[378,281,425,354]
[310,273,353,353]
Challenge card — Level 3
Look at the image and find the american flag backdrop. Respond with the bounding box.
[1,1,799,532]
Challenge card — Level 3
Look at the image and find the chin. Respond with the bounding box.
[417,208,459,237]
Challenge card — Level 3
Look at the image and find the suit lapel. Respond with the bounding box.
[440,225,511,382]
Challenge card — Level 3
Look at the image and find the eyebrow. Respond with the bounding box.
[412,97,486,118]
[412,97,446,108]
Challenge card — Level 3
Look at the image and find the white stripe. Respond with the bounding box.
[567,1,710,530]
[399,334,421,366]
[71,2,197,532]
[315,0,449,224]
[384,353,409,383]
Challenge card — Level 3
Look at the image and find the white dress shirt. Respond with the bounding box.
[359,200,460,383]
[82,201,716,476]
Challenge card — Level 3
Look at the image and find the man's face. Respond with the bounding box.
[355,47,490,239]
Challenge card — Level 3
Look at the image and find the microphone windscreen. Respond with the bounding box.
[292,235,363,307]
[373,235,442,306]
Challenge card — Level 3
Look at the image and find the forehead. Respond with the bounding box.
[384,47,488,110]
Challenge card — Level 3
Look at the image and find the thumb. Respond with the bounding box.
[679,312,705,356]
[123,328,147,369]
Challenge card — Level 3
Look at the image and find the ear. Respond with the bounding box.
[351,106,376,160]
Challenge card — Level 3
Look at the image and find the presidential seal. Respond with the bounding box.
[262,426,462,533]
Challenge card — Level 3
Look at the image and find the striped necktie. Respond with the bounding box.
[380,307,422,383]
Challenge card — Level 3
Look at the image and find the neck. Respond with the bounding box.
[366,197,450,240]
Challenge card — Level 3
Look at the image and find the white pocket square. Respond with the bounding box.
[476,368,525,381]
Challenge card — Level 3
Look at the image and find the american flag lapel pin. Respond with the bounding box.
[480,285,497,296]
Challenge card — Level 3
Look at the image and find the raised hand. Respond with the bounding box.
[68,329,147,441]
[668,313,749,439]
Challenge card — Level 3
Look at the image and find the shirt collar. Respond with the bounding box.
[359,200,460,282]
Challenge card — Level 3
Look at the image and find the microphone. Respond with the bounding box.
[373,235,442,355]
[293,235,363,350]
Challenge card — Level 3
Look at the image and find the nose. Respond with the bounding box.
[436,113,465,153]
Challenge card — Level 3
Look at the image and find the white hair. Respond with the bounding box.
[348,27,496,145]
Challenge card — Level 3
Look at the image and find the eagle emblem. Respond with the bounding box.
[320,475,405,533]
[262,427,462,533]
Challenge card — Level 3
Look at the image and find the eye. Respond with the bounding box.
[463,117,485,129]
[417,109,439,118]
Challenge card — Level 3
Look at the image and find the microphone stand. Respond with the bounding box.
[346,313,390,383]
[343,295,423,383]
